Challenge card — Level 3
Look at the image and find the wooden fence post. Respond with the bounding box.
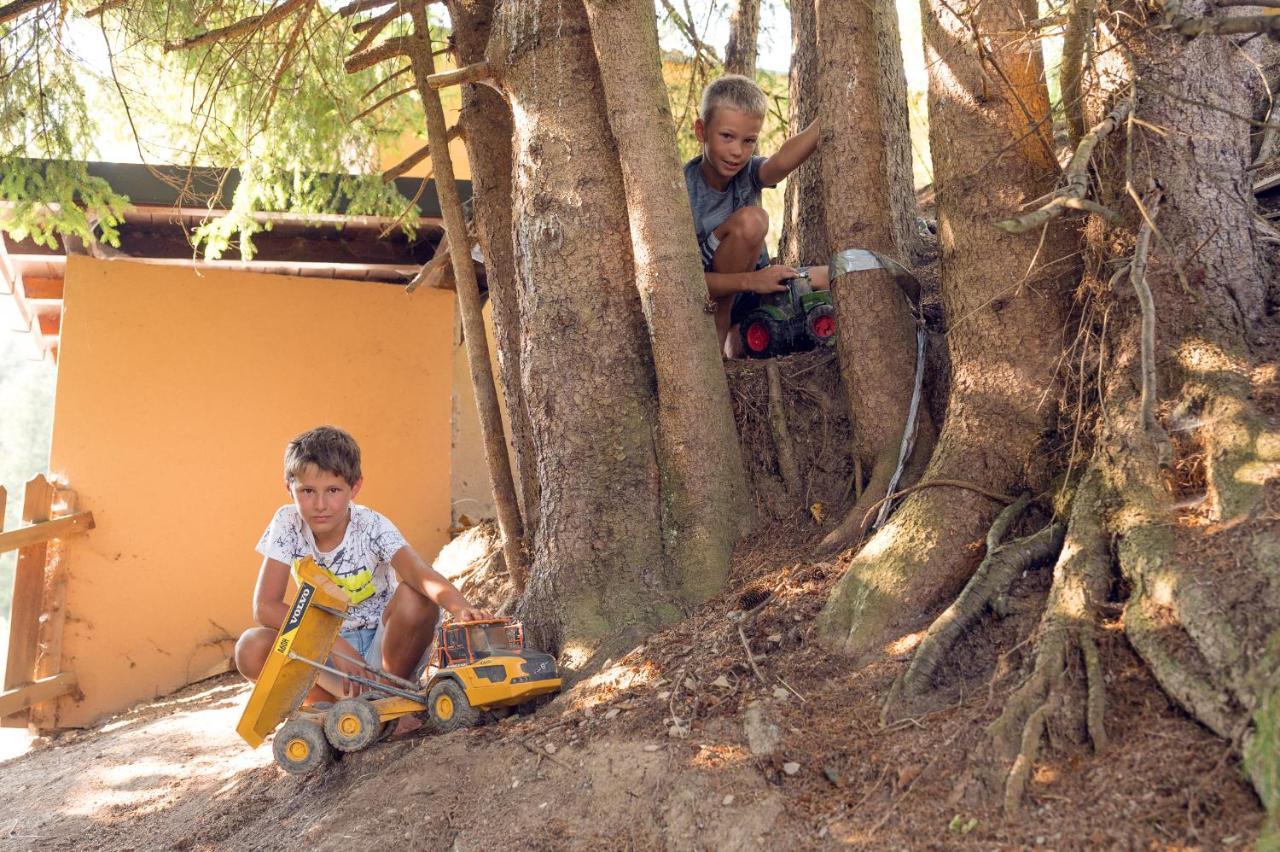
[2,475,53,727]
[29,484,77,730]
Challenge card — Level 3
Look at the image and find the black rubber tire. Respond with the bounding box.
[273,718,333,775]
[740,312,788,358]
[323,698,382,752]
[427,679,481,733]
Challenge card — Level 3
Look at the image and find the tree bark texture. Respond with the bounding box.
[814,0,936,553]
[404,4,530,589]
[817,0,1074,653]
[583,0,750,603]
[488,0,679,668]
[445,0,542,540]
[777,0,826,267]
[723,0,759,78]
[1093,3,1276,829]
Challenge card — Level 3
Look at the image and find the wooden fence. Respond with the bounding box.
[1,475,94,729]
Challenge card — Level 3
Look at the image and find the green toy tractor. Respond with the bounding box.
[739,272,836,358]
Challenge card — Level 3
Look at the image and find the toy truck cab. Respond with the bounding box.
[424,617,561,731]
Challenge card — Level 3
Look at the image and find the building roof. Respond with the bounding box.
[2,161,470,361]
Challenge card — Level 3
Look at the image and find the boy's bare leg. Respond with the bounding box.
[235,626,335,703]
[380,583,440,679]
[709,206,769,355]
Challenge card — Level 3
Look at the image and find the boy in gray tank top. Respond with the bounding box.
[685,74,828,357]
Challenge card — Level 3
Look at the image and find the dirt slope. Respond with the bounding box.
[0,512,1264,851]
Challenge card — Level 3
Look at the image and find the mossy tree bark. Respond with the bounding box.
[817,0,1075,653]
[814,0,935,555]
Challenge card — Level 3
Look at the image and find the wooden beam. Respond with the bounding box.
[35,311,59,338]
[0,673,77,718]
[0,511,93,555]
[4,475,53,726]
[21,276,62,300]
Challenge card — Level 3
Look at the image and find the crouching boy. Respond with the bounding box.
[235,425,488,701]
[686,74,830,356]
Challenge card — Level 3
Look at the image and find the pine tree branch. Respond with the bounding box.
[0,0,52,25]
[345,34,411,72]
[164,0,314,51]
[381,123,463,182]
[338,0,397,16]
[354,84,415,121]
[994,101,1129,233]
[350,0,420,55]
[1164,0,1280,32]
[426,60,490,89]
[83,0,128,18]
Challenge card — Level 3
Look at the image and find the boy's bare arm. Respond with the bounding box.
[252,557,293,629]
[759,120,820,187]
[706,265,798,298]
[390,546,491,621]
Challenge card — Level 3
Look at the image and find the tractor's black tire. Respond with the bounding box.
[273,718,333,775]
[324,698,383,752]
[804,303,836,348]
[427,679,481,733]
[740,312,788,359]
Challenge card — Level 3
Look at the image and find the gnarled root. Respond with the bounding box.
[983,467,1113,817]
[882,493,1064,722]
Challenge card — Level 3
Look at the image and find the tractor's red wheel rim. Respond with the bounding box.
[812,314,835,339]
[746,322,770,352]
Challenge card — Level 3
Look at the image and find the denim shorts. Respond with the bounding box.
[339,624,383,668]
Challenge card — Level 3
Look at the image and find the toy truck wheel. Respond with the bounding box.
[324,698,382,752]
[428,679,480,732]
[273,719,333,774]
[740,312,787,359]
[804,303,836,347]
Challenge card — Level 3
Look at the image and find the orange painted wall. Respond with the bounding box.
[47,257,454,727]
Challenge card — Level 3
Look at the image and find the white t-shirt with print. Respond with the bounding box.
[256,503,408,630]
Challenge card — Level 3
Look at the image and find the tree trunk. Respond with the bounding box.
[487,0,680,669]
[583,0,750,602]
[777,0,826,267]
[1092,6,1276,832]
[813,0,936,554]
[444,0,542,541]
[723,0,759,78]
[404,5,530,590]
[817,0,1073,654]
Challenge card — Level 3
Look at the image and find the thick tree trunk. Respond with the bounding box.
[445,0,542,544]
[583,0,750,603]
[777,0,826,267]
[723,0,759,78]
[487,0,678,669]
[1096,6,1276,832]
[818,0,1074,653]
[813,0,935,554]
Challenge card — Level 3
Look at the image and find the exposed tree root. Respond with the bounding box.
[983,467,1113,817]
[882,493,1064,721]
[765,362,802,498]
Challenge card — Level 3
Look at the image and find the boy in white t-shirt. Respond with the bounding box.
[234,426,489,701]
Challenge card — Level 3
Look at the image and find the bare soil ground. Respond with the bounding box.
[0,502,1265,850]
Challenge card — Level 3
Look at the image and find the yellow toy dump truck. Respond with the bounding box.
[236,557,561,774]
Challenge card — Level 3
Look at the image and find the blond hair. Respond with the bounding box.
[284,426,362,486]
[700,74,767,124]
